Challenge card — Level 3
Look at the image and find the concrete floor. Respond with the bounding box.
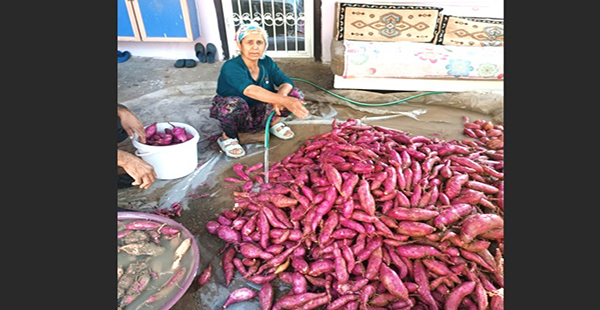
[116,56,503,310]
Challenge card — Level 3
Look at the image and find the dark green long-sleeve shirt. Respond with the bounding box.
[216,55,294,106]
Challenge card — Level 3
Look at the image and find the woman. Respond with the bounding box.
[210,22,309,158]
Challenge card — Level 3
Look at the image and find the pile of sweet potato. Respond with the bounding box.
[142,122,194,146]
[205,117,504,310]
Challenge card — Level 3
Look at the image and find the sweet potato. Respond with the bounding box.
[396,221,436,237]
[247,273,278,285]
[396,244,442,259]
[218,214,233,226]
[445,281,476,310]
[356,236,383,262]
[197,263,212,286]
[459,249,495,272]
[222,248,236,287]
[274,292,327,309]
[460,213,504,244]
[357,179,376,216]
[413,259,439,310]
[257,211,270,249]
[259,282,274,310]
[364,246,383,280]
[466,180,499,194]
[490,291,504,310]
[216,225,241,244]
[444,174,469,199]
[369,293,397,307]
[308,259,336,277]
[298,294,330,310]
[380,263,409,300]
[125,220,161,230]
[451,188,484,205]
[222,287,258,309]
[479,227,504,240]
[240,243,274,260]
[322,163,343,194]
[350,210,377,223]
[403,167,413,190]
[232,163,251,181]
[291,272,308,294]
[422,258,452,276]
[433,203,474,230]
[326,294,359,310]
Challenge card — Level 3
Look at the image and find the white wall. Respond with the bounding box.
[320,0,504,63]
[117,0,226,61]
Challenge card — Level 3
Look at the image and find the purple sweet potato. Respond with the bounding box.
[451,188,485,205]
[197,264,212,286]
[364,246,383,280]
[308,259,336,277]
[395,221,437,237]
[216,225,241,244]
[206,221,221,235]
[291,272,309,294]
[380,263,409,300]
[413,259,439,309]
[326,294,359,310]
[357,178,376,216]
[445,281,476,310]
[460,213,504,244]
[466,180,499,194]
[449,156,483,173]
[396,244,442,259]
[274,292,327,309]
[125,220,161,230]
[259,282,274,310]
[222,248,236,287]
[240,243,274,260]
[433,203,474,230]
[322,163,343,194]
[247,273,278,285]
[386,207,439,221]
[145,123,157,139]
[222,287,258,309]
[490,292,504,310]
[444,173,470,199]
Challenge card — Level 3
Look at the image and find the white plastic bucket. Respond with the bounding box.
[132,122,200,180]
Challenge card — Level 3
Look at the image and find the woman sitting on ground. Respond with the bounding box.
[210,22,309,158]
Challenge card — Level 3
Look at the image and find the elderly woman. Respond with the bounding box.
[210,22,309,158]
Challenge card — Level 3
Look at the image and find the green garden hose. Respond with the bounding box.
[263,77,445,183]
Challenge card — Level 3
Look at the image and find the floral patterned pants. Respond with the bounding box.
[209,88,304,139]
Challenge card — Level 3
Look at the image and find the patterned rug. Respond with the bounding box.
[336,2,442,43]
[435,15,504,47]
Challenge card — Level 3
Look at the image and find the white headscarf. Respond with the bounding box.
[235,22,269,59]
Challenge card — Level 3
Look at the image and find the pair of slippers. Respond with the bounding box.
[174,59,197,68]
[117,50,131,63]
[195,43,217,63]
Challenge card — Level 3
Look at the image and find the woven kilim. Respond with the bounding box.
[435,15,504,47]
[336,2,443,42]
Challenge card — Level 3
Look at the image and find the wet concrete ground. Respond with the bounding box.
[117,56,503,310]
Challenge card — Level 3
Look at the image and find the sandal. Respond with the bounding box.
[217,137,246,158]
[270,122,295,140]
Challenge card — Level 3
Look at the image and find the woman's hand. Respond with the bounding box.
[244,85,309,119]
[118,105,147,143]
[118,150,157,189]
[276,96,309,119]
